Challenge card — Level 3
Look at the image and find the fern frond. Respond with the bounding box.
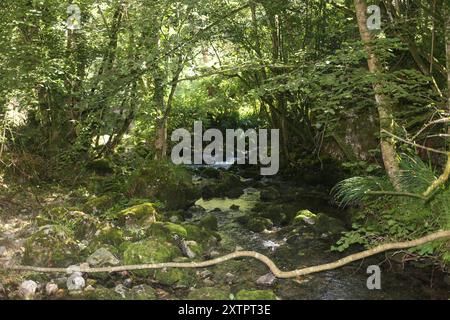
[331,176,393,207]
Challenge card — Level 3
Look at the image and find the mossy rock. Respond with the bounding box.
[183,224,221,245]
[235,289,277,300]
[71,212,100,239]
[116,203,157,227]
[84,195,114,214]
[86,247,120,267]
[123,240,181,277]
[259,210,286,226]
[201,172,245,199]
[260,186,281,201]
[199,214,218,231]
[253,203,288,225]
[199,167,222,179]
[294,209,317,225]
[126,284,157,300]
[36,207,100,239]
[187,287,230,300]
[166,209,192,222]
[154,268,196,287]
[314,213,346,235]
[146,222,188,242]
[23,225,80,267]
[93,224,125,246]
[126,161,200,210]
[246,217,273,233]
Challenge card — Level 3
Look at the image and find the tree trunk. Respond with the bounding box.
[446,5,450,120]
[354,0,402,191]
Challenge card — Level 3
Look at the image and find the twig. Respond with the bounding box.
[382,129,448,155]
[412,117,450,141]
[3,230,450,278]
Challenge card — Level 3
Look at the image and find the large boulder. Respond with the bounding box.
[116,203,157,228]
[83,195,115,214]
[86,248,120,267]
[23,225,80,267]
[154,268,196,287]
[125,161,200,210]
[123,240,181,277]
[36,207,100,239]
[314,213,346,235]
[235,215,273,233]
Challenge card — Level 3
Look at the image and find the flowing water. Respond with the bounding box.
[190,182,450,300]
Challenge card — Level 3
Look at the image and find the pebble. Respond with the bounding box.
[256,272,276,286]
[85,285,95,292]
[0,246,6,257]
[45,283,58,296]
[198,270,213,279]
[225,272,235,284]
[114,284,128,298]
[67,273,86,291]
[123,278,133,288]
[203,278,215,286]
[19,280,38,300]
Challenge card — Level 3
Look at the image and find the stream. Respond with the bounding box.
[187,172,450,300]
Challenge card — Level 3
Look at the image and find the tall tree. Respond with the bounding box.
[354,0,402,190]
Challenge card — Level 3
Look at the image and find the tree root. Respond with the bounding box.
[3,230,450,279]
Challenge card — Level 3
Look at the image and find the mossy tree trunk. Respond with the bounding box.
[354,0,402,191]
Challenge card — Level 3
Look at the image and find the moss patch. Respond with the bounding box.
[235,289,277,300]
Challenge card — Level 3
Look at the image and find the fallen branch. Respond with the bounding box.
[3,230,450,279]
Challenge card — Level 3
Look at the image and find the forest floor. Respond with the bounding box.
[1,167,450,300]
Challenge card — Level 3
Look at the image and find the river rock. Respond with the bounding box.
[22,225,80,267]
[19,280,38,300]
[114,284,128,298]
[123,239,180,277]
[198,270,213,279]
[86,247,120,267]
[67,273,86,291]
[314,213,346,235]
[127,284,156,300]
[199,214,218,231]
[256,273,276,286]
[123,278,133,288]
[45,283,58,296]
[117,203,157,227]
[260,187,280,201]
[294,209,316,225]
[53,277,68,288]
